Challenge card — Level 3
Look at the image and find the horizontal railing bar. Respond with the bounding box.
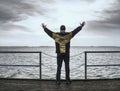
[87,64,120,67]
[85,51,120,53]
[0,65,39,67]
[0,51,41,53]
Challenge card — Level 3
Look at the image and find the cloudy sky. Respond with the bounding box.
[0,0,120,46]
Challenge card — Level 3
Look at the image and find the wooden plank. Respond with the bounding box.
[0,79,120,91]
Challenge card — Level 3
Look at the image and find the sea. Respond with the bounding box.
[0,46,120,79]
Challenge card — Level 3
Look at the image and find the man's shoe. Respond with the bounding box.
[56,81,61,85]
[66,80,72,85]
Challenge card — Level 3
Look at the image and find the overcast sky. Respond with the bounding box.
[0,0,120,46]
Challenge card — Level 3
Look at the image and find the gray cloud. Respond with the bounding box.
[102,0,120,27]
[81,0,96,2]
[0,0,32,23]
[88,0,120,31]
[0,0,54,30]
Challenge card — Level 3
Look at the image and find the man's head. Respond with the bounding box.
[60,25,66,32]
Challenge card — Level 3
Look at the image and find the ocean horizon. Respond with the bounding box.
[0,46,120,79]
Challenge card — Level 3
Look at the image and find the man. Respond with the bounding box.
[41,22,85,85]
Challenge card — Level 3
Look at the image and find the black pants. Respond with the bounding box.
[56,53,70,81]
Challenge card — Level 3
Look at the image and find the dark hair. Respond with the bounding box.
[60,25,66,30]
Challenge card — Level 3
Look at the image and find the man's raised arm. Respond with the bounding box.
[41,23,53,38]
[71,21,85,38]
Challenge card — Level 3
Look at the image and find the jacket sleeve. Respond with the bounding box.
[43,28,53,38]
[71,26,82,38]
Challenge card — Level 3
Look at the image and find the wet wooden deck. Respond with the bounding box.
[0,79,120,91]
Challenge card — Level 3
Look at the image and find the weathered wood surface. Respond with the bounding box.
[0,79,120,91]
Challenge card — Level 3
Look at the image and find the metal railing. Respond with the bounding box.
[0,51,120,80]
[0,51,42,79]
[84,51,120,79]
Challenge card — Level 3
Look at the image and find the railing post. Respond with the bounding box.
[85,51,87,80]
[39,52,42,79]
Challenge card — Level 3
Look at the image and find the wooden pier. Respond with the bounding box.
[0,79,120,91]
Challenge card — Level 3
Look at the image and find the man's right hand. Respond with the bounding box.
[41,23,47,29]
[80,21,85,27]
